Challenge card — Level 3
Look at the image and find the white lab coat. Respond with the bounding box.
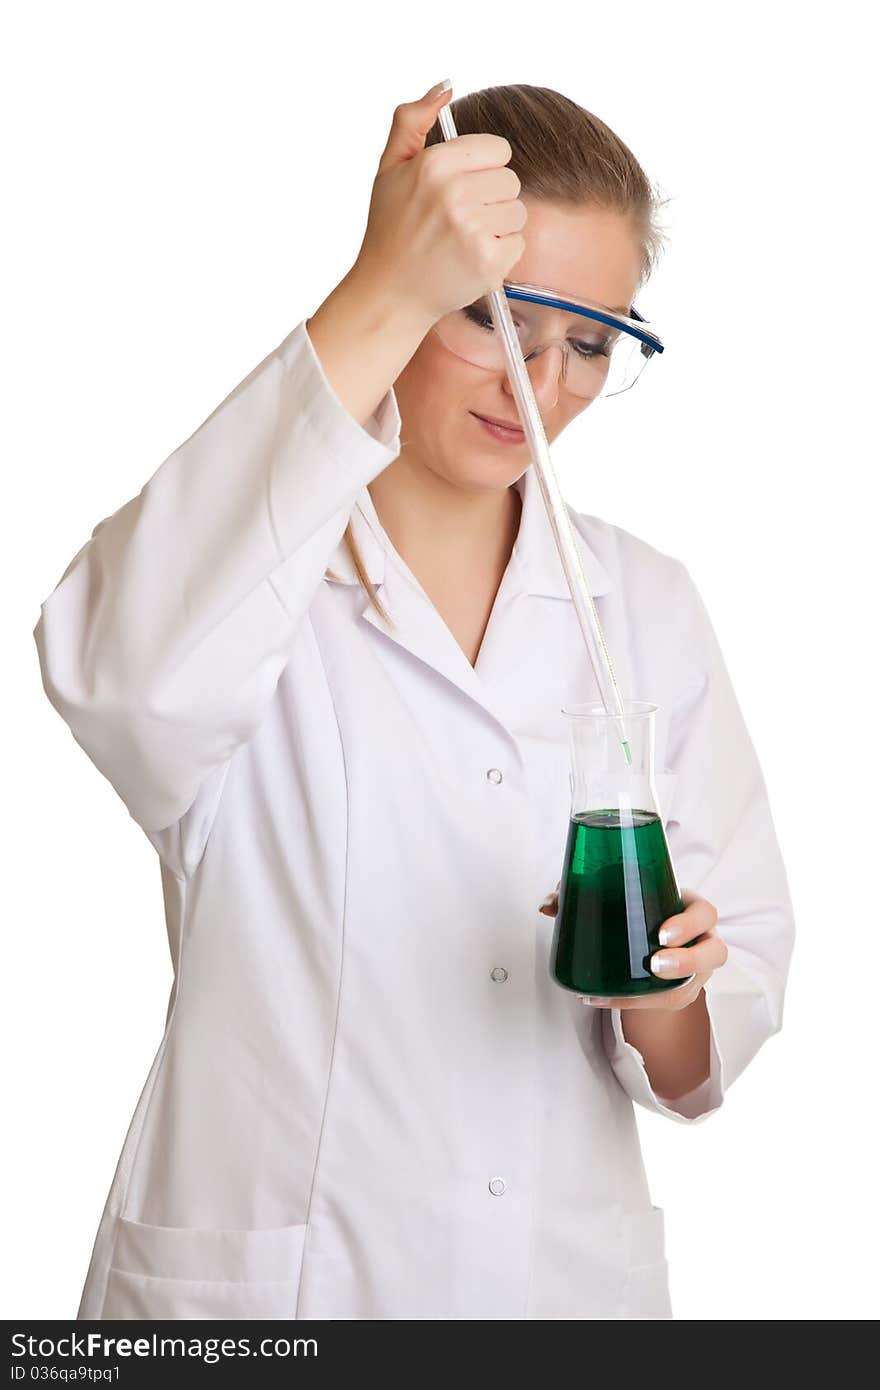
[33,317,795,1321]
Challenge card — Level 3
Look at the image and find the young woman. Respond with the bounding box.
[34,81,795,1320]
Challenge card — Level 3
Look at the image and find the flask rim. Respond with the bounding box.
[560,700,658,720]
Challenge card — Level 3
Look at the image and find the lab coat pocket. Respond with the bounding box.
[621,1204,673,1319]
[101,1216,308,1320]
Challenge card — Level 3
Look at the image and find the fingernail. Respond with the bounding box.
[586,997,611,1006]
[427,79,452,99]
[651,954,678,973]
[540,893,556,908]
[658,926,673,946]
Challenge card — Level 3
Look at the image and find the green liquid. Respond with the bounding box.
[550,809,691,997]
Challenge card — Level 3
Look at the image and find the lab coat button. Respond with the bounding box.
[488,1177,506,1196]
[490,966,508,982]
[486,768,503,784]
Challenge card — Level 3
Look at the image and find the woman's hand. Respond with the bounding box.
[356,81,527,327]
[538,885,728,1010]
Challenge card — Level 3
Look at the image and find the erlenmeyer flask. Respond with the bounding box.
[549,700,695,997]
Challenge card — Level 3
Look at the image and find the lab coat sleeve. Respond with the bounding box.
[33,318,402,875]
[600,559,796,1125]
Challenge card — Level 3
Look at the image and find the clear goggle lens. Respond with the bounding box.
[431,288,661,400]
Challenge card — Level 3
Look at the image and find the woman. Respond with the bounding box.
[33,81,795,1320]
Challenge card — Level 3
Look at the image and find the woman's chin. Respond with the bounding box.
[454,463,523,495]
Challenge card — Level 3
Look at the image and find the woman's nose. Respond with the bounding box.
[504,342,563,411]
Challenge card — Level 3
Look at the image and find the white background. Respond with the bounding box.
[4,0,876,1319]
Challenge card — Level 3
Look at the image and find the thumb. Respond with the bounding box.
[376,80,452,177]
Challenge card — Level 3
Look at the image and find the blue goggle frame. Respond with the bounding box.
[501,280,664,358]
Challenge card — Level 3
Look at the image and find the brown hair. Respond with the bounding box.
[325,83,669,626]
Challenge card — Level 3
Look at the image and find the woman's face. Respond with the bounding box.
[392,198,645,496]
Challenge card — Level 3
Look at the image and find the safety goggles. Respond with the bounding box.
[431,280,664,400]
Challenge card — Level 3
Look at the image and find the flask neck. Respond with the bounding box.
[568,710,657,817]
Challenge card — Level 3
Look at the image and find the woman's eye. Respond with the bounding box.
[463,304,494,331]
[463,303,528,333]
[572,338,612,360]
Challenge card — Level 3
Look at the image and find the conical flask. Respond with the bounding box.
[549,700,695,997]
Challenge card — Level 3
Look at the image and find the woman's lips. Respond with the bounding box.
[471,411,526,443]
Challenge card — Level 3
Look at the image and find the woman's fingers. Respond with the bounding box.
[538,880,561,915]
[650,929,728,979]
[658,889,717,945]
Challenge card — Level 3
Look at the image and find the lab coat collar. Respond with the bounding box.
[323,464,612,746]
[326,462,613,601]
[508,462,613,600]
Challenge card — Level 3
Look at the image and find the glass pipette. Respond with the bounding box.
[437,98,632,766]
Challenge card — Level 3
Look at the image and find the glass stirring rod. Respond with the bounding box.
[437,97,633,766]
